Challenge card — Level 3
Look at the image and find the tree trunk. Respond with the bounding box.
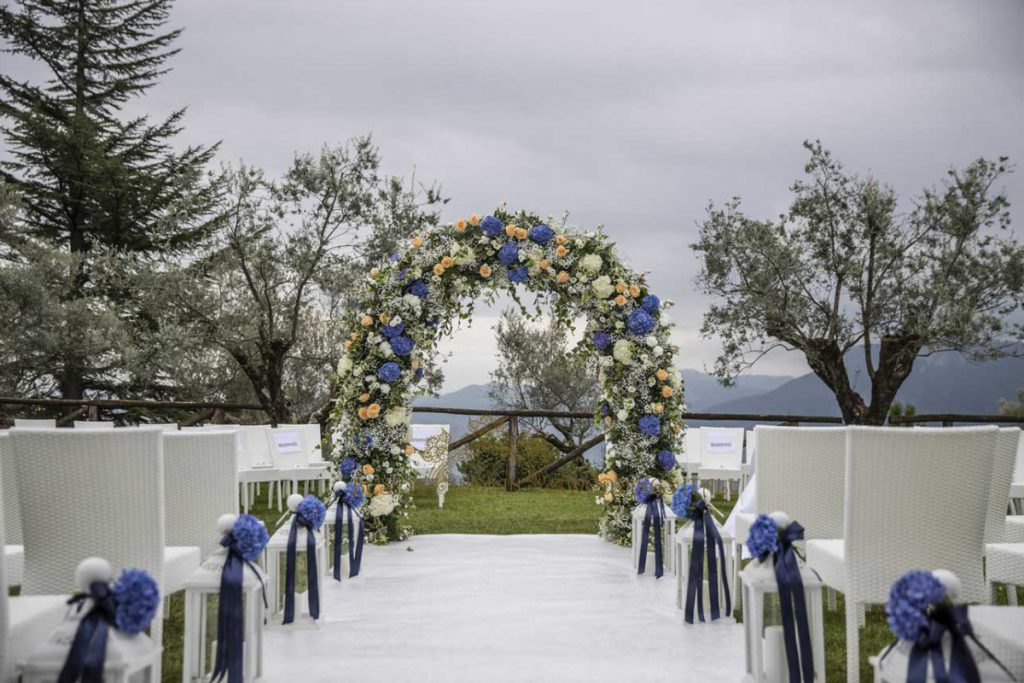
[803,338,867,424]
[862,334,922,425]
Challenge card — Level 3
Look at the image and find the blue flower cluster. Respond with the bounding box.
[390,335,415,357]
[633,477,655,503]
[230,514,269,561]
[296,495,327,530]
[657,450,676,469]
[509,265,529,283]
[529,224,554,245]
[627,309,656,336]
[381,322,404,338]
[340,456,359,481]
[378,361,401,383]
[638,414,661,437]
[481,215,504,237]
[353,432,372,448]
[670,482,695,518]
[111,568,160,635]
[745,514,780,559]
[407,279,429,298]
[592,331,611,350]
[642,295,660,314]
[498,242,519,266]
[344,481,366,509]
[886,570,947,642]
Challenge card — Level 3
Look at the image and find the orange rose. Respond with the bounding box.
[366,403,381,418]
[615,282,627,294]
[555,235,567,245]
[405,444,415,455]
[360,315,373,327]
[653,403,664,414]
[556,271,570,284]
[411,236,423,248]
[357,407,369,420]
[602,491,613,502]
[433,263,445,276]
[514,227,528,240]
[358,393,370,403]
[505,224,517,237]
[662,386,673,398]
[673,423,682,433]
[350,331,360,340]
[539,258,550,270]
[343,340,352,350]
[555,245,569,257]
[441,256,454,268]
[605,470,618,482]
[629,284,641,298]
[480,264,492,277]
[468,214,481,226]
[373,484,386,496]
[411,358,420,370]
[603,415,613,427]
[379,313,390,323]
[656,368,669,381]
[454,219,467,232]
[614,295,627,306]
[362,464,375,475]
[369,267,379,277]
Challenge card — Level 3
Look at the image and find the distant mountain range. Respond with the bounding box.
[411,349,1023,463]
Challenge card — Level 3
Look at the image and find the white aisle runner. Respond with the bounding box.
[262,534,746,682]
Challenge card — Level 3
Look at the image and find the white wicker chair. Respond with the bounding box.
[0,456,68,683]
[269,424,331,496]
[10,427,200,675]
[696,427,745,500]
[12,419,55,429]
[235,425,283,512]
[72,420,115,429]
[163,431,239,559]
[0,434,24,588]
[986,543,1024,603]
[683,427,701,479]
[1011,430,1024,515]
[740,428,756,490]
[806,425,998,683]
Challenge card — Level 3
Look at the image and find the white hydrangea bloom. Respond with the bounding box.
[613,339,633,365]
[579,253,603,274]
[591,275,615,299]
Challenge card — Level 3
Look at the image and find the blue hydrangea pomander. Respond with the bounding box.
[407,279,429,298]
[670,482,695,518]
[111,568,160,635]
[229,513,270,561]
[886,570,948,642]
[627,309,656,336]
[638,414,661,437]
[340,456,359,481]
[633,477,655,503]
[592,331,612,350]
[390,335,415,357]
[509,265,529,283]
[657,449,676,469]
[528,223,554,245]
[295,494,327,530]
[377,361,401,383]
[480,215,504,237]
[745,514,780,559]
[641,294,660,314]
[497,242,519,266]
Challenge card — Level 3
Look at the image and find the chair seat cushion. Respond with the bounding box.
[4,543,24,586]
[805,538,846,592]
[6,595,70,675]
[163,545,201,594]
[238,467,280,484]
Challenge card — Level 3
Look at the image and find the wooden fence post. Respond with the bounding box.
[87,405,99,421]
[505,416,519,492]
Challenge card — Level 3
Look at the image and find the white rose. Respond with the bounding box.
[645,335,657,348]
[591,275,615,299]
[379,341,393,356]
[616,410,628,421]
[403,294,421,309]
[579,253,603,274]
[654,346,664,357]
[391,316,402,326]
[613,339,633,365]
[384,407,407,427]
[390,445,402,455]
[379,385,391,394]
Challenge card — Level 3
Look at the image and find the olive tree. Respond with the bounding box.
[693,142,1024,424]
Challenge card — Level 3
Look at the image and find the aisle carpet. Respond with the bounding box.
[262,534,746,682]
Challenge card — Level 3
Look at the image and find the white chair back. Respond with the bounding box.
[0,456,10,680]
[1013,428,1024,485]
[72,421,114,430]
[985,428,1021,544]
[235,425,275,470]
[268,424,324,468]
[683,428,701,470]
[163,432,239,558]
[753,426,846,539]
[698,427,744,469]
[11,428,166,595]
[0,434,21,545]
[843,425,997,605]
[744,429,757,468]
[12,419,55,429]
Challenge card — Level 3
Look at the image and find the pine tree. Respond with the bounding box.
[0,0,221,398]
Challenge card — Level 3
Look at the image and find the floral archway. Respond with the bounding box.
[329,209,687,545]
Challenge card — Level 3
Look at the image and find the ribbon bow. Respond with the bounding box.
[212,534,269,683]
[57,582,117,683]
[283,510,320,624]
[684,499,731,624]
[637,493,665,578]
[333,490,365,581]
[773,521,814,682]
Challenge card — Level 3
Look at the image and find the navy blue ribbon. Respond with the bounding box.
[57,582,117,683]
[283,513,319,624]
[684,499,731,624]
[212,535,268,683]
[888,604,1017,683]
[333,494,365,581]
[773,522,814,682]
[637,494,665,578]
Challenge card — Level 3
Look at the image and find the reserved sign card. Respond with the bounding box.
[704,432,737,454]
[273,431,302,453]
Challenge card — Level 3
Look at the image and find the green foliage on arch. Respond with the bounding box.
[329,208,687,544]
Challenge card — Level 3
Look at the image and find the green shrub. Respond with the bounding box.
[459,431,595,490]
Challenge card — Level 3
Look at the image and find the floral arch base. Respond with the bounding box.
[329,209,687,545]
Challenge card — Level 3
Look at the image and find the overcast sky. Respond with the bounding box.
[10,0,1024,391]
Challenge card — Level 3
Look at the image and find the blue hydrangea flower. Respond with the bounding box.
[627,309,656,336]
[633,477,655,503]
[354,431,372,448]
[529,224,554,245]
[378,361,401,383]
[111,568,160,635]
[340,456,359,481]
[414,367,425,380]
[497,242,519,266]
[480,215,504,237]
[746,514,780,559]
[670,482,695,518]
[642,295,660,314]
[397,268,409,282]
[389,253,400,262]
[657,450,676,469]
[345,482,366,509]
[600,401,610,416]
[230,514,269,561]
[296,495,326,530]
[407,279,429,298]
[592,331,612,350]
[390,335,415,357]
[638,414,661,437]
[509,265,529,283]
[381,322,405,338]
[886,570,947,642]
